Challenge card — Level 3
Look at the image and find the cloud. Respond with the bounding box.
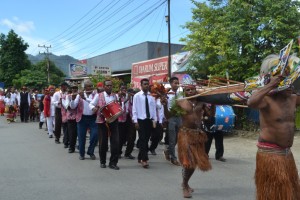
[0,17,35,34]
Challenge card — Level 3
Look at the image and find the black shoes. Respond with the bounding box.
[68,149,75,153]
[100,164,106,168]
[64,144,69,148]
[55,139,61,144]
[79,156,85,160]
[124,154,135,160]
[216,157,226,162]
[49,135,53,138]
[109,164,120,170]
[150,150,157,155]
[87,153,96,160]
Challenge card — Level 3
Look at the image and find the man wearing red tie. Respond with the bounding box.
[132,78,157,168]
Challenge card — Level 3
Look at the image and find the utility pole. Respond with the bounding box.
[166,0,171,79]
[38,45,52,84]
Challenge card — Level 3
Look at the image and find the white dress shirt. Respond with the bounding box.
[10,93,17,105]
[70,92,95,115]
[49,96,56,116]
[132,91,157,123]
[18,92,31,106]
[167,89,183,111]
[156,98,165,124]
[89,91,117,111]
[52,90,63,108]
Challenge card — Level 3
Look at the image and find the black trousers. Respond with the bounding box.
[118,121,128,155]
[205,130,224,159]
[54,108,62,140]
[20,103,29,122]
[62,122,68,145]
[98,120,119,165]
[137,119,152,161]
[149,122,163,151]
[119,115,137,156]
[67,120,77,151]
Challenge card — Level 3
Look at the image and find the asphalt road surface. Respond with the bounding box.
[1,117,300,200]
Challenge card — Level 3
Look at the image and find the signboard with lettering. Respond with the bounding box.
[131,56,168,79]
[91,66,111,76]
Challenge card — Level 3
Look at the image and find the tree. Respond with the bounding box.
[181,0,300,81]
[0,30,31,86]
[12,60,65,89]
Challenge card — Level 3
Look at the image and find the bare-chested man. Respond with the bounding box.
[247,54,300,200]
[162,84,212,198]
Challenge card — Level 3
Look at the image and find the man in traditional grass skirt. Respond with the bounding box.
[161,84,212,198]
[248,54,300,200]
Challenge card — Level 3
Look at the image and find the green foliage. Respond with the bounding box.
[181,0,300,81]
[89,73,123,93]
[12,60,65,89]
[169,92,187,117]
[0,30,31,86]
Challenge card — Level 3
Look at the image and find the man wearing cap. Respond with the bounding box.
[52,82,69,144]
[97,82,104,93]
[19,86,31,122]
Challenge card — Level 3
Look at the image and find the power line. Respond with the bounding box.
[72,0,168,59]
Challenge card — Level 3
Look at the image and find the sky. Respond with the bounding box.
[0,0,196,60]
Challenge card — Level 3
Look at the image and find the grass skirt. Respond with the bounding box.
[255,148,300,200]
[178,127,212,171]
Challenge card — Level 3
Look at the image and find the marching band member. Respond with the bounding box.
[148,96,164,156]
[90,79,120,170]
[132,78,157,168]
[62,85,78,153]
[70,80,98,160]
[52,82,69,144]
[116,84,134,159]
[43,87,55,138]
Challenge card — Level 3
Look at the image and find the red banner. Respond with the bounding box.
[132,57,168,79]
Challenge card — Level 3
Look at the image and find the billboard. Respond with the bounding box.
[69,63,88,77]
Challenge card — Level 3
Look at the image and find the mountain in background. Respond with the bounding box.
[27,53,78,77]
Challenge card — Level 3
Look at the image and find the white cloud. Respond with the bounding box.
[0,17,35,34]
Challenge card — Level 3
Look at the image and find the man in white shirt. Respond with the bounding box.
[52,82,68,144]
[163,77,182,166]
[19,86,31,122]
[90,80,120,170]
[70,80,98,160]
[132,78,157,168]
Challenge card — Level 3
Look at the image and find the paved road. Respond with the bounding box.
[4,117,299,200]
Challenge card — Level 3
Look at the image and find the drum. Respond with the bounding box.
[100,101,123,123]
[214,105,235,132]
